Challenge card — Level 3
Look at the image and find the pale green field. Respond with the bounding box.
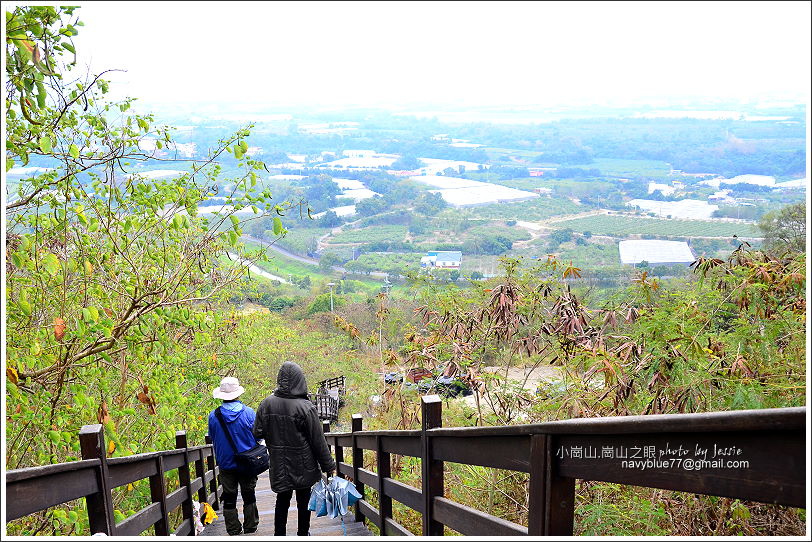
[553,215,761,238]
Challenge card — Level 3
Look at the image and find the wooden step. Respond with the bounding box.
[200,474,371,536]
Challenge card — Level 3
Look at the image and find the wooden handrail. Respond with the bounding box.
[324,400,806,536]
[5,425,221,536]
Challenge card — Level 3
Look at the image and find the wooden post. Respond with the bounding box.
[176,431,195,536]
[527,434,546,535]
[205,434,220,510]
[376,435,392,535]
[542,434,575,536]
[149,454,170,536]
[421,395,443,536]
[194,447,209,510]
[79,424,115,535]
[529,434,575,535]
[351,414,364,524]
[336,443,345,479]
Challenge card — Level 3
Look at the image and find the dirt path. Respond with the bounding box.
[461,364,563,410]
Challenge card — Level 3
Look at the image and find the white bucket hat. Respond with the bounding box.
[212,376,245,400]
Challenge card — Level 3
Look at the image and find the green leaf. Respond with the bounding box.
[6,157,13,171]
[42,253,60,275]
[272,216,283,236]
[18,291,32,316]
[39,135,53,154]
[36,81,46,108]
[228,231,238,246]
[48,430,61,443]
[69,144,79,159]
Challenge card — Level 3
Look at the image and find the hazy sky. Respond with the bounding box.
[68,1,810,110]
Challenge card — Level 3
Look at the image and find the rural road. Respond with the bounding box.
[241,234,319,265]
[226,253,291,284]
[240,234,390,280]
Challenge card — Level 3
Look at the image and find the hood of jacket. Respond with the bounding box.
[219,400,245,422]
[274,362,309,399]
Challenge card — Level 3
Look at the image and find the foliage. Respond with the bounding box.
[758,202,805,254]
[5,8,290,534]
[345,252,421,277]
[307,292,343,314]
[318,251,342,271]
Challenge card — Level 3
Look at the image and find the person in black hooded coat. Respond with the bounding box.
[253,361,336,536]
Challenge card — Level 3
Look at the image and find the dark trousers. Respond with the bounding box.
[274,487,312,536]
[220,470,259,535]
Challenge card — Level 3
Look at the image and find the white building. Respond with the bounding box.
[420,251,462,269]
[708,189,736,205]
[618,240,696,266]
[648,182,676,196]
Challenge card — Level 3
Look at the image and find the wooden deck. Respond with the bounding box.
[201,474,371,537]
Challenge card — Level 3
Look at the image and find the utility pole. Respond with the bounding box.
[327,282,336,312]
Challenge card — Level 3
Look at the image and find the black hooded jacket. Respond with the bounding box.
[253,362,336,492]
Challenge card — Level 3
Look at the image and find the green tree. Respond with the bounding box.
[391,154,422,170]
[758,203,805,253]
[319,251,341,272]
[307,292,343,314]
[5,5,287,483]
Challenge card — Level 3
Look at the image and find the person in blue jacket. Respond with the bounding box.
[208,376,260,535]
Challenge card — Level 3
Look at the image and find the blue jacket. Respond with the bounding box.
[208,401,259,471]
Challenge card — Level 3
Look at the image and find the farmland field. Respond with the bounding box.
[467,224,533,242]
[494,177,617,195]
[242,240,320,278]
[346,252,423,275]
[328,224,408,244]
[553,214,762,238]
[274,226,331,254]
[440,196,581,221]
[586,158,673,178]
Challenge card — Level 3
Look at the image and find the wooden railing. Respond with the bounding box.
[324,397,806,536]
[5,424,220,536]
[310,392,340,422]
[319,375,346,399]
[310,375,346,423]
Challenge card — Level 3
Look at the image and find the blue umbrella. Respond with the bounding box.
[324,476,362,519]
[308,476,363,535]
[307,478,329,517]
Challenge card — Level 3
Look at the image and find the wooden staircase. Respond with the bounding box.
[200,474,371,537]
